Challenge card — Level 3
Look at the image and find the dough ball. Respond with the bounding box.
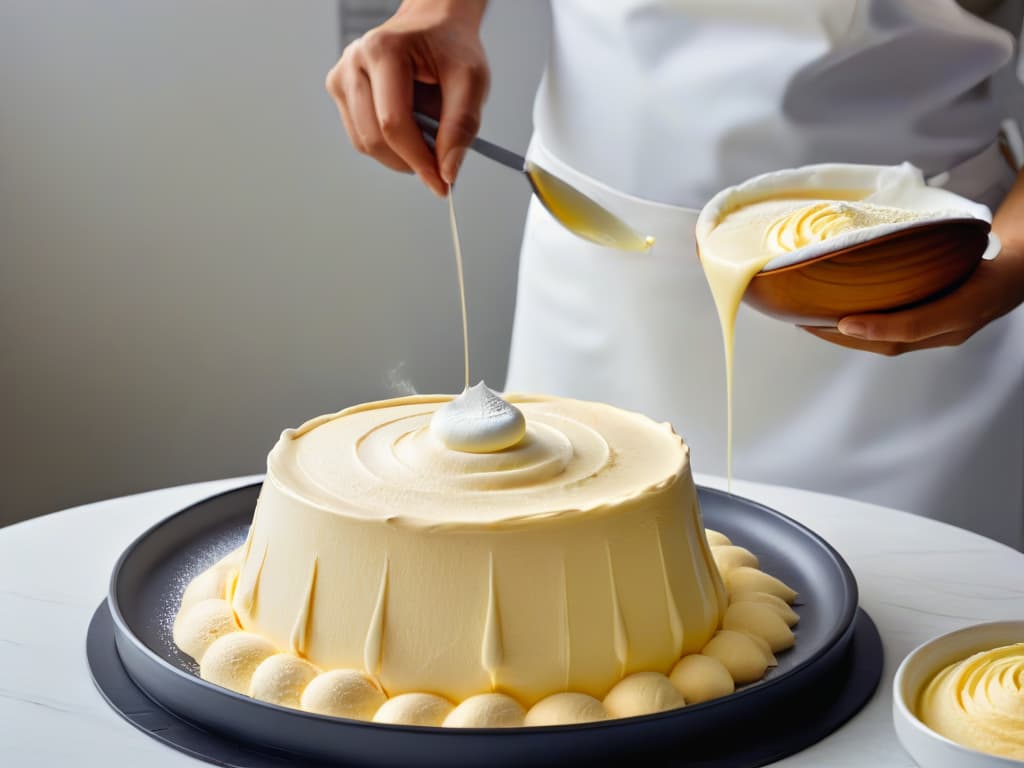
[723,602,795,653]
[443,693,525,728]
[712,545,759,574]
[200,632,276,694]
[603,672,685,718]
[300,669,386,720]
[373,693,454,726]
[525,692,607,726]
[179,565,234,615]
[701,630,771,685]
[729,591,799,626]
[724,566,797,603]
[669,654,735,704]
[250,653,319,708]
[705,529,732,547]
[173,598,238,661]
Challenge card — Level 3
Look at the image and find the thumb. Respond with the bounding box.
[435,62,489,184]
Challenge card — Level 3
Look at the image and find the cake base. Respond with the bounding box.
[97,482,876,766]
[90,601,881,767]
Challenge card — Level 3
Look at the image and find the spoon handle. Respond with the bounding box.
[413,112,526,173]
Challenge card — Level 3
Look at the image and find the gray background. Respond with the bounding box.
[1,0,552,526]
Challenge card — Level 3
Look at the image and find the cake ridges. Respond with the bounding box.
[605,541,630,677]
[363,556,389,679]
[241,523,254,563]
[560,559,571,691]
[290,556,318,658]
[656,524,686,658]
[692,496,729,635]
[481,551,503,689]
[235,539,267,618]
[175,528,799,726]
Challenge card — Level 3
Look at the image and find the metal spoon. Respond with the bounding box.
[414,113,654,252]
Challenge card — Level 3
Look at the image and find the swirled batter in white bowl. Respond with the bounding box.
[918,642,1024,760]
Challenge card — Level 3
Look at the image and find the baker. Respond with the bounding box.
[325,0,1024,547]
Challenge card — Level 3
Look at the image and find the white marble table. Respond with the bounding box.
[1,475,1022,767]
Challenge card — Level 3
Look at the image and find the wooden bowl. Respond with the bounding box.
[743,218,992,326]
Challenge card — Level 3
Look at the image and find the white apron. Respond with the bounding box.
[506,0,1024,547]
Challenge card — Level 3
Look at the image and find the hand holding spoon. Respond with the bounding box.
[414,113,654,253]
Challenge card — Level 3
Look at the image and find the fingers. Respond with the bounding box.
[342,67,413,174]
[326,43,421,178]
[325,20,490,193]
[835,262,1001,344]
[434,62,489,184]
[327,36,448,195]
[835,303,962,345]
[366,49,447,195]
[801,326,975,356]
[802,249,1024,356]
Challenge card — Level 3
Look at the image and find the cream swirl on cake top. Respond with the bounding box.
[431,381,526,453]
[271,390,683,526]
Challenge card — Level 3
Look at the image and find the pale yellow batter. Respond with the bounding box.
[697,191,933,481]
[918,642,1024,759]
[448,188,470,389]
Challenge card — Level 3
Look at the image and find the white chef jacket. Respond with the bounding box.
[505,0,1024,547]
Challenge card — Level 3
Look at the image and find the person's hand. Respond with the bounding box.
[802,245,1024,354]
[804,173,1024,356]
[325,0,489,197]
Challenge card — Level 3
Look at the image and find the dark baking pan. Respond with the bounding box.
[98,482,874,767]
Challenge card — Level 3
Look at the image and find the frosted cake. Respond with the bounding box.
[173,385,797,726]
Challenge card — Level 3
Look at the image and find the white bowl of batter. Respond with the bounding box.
[893,620,1024,767]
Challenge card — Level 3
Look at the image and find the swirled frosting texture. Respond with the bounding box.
[274,393,683,525]
[764,201,927,255]
[224,393,727,706]
[918,643,1024,759]
[695,162,992,274]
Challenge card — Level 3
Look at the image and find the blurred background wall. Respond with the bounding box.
[0,0,552,525]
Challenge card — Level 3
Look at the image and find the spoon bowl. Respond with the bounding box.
[524,161,655,252]
[743,218,994,326]
[413,112,654,253]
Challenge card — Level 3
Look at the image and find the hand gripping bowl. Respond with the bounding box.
[745,217,994,326]
[697,162,1001,327]
[89,482,884,768]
